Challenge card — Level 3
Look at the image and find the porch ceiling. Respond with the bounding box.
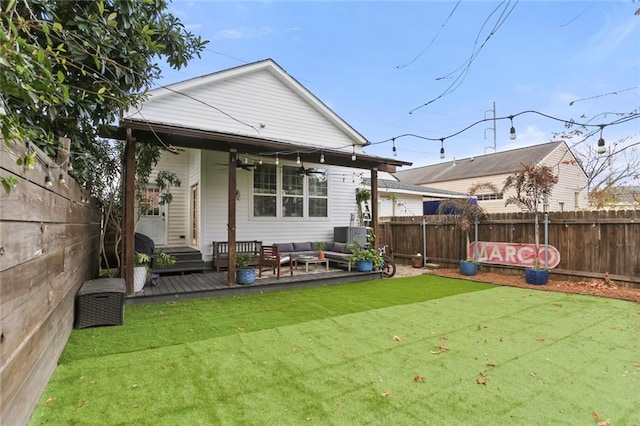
[100,121,412,173]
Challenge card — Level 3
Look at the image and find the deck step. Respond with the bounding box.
[152,260,211,275]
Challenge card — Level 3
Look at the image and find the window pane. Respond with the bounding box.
[282,166,303,196]
[283,196,303,217]
[254,195,276,217]
[309,173,327,196]
[254,164,276,195]
[309,198,327,217]
[142,188,160,216]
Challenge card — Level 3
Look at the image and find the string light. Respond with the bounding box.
[392,138,397,157]
[44,165,53,187]
[320,151,325,163]
[59,171,66,185]
[351,144,356,161]
[296,153,301,165]
[439,139,445,159]
[597,125,606,155]
[258,155,263,165]
[275,153,279,165]
[509,115,516,140]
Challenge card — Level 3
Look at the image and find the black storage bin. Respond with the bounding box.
[74,278,125,329]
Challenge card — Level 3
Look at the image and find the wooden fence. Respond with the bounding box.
[0,140,101,425]
[378,210,640,288]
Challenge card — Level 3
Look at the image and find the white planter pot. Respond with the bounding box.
[133,266,148,292]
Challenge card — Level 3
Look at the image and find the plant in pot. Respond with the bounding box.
[235,253,255,285]
[348,234,383,272]
[133,252,151,293]
[314,241,326,260]
[437,182,498,276]
[502,162,558,285]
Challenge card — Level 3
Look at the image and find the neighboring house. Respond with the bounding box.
[116,59,410,263]
[394,141,589,213]
[362,172,467,219]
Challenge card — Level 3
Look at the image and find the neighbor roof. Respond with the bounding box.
[363,178,467,198]
[394,141,565,185]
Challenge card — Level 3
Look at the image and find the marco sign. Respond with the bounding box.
[468,241,560,269]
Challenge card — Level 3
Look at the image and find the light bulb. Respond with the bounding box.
[351,153,356,161]
[510,126,516,140]
[275,154,279,165]
[440,147,445,159]
[597,138,606,155]
[296,153,301,165]
[59,172,65,185]
[320,152,325,163]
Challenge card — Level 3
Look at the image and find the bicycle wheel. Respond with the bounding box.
[382,256,396,278]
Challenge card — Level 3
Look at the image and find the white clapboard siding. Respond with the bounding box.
[124,60,366,151]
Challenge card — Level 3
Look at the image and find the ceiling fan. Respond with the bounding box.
[210,159,258,171]
[297,164,325,176]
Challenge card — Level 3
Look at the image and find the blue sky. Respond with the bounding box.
[159,1,639,169]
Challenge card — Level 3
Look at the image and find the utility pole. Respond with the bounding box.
[484,101,497,154]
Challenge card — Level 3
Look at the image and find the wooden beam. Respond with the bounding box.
[370,168,378,248]
[123,129,135,295]
[227,150,237,286]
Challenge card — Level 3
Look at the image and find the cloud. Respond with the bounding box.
[582,17,638,61]
[213,26,280,41]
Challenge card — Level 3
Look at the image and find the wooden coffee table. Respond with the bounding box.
[294,256,329,273]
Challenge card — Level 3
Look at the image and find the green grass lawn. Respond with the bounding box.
[31,276,640,425]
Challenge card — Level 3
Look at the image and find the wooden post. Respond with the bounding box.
[122,128,136,295]
[227,150,237,286]
[370,168,378,248]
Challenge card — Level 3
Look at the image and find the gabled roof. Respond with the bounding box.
[123,58,368,147]
[394,141,565,185]
[362,178,467,198]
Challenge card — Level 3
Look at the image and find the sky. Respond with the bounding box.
[157,0,640,170]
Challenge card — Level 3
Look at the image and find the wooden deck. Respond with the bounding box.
[126,268,382,304]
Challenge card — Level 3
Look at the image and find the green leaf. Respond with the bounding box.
[107,12,117,22]
[97,87,106,95]
[57,70,65,83]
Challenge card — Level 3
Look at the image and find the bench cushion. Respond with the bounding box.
[275,243,295,252]
[293,242,313,251]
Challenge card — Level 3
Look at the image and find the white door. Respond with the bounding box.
[137,187,166,246]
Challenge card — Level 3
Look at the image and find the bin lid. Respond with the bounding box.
[78,278,126,295]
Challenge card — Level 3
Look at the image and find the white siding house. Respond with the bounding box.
[394,141,589,213]
[121,59,411,261]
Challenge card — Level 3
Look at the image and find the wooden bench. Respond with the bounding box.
[212,240,262,271]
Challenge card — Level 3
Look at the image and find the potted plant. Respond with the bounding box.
[348,234,383,272]
[314,241,326,260]
[437,182,498,276]
[152,249,177,268]
[133,252,151,292]
[235,253,255,285]
[502,162,558,285]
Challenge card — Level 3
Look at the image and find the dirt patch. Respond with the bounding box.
[392,264,640,303]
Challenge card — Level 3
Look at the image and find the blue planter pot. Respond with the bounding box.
[459,260,478,276]
[525,268,548,285]
[236,268,255,285]
[356,260,374,272]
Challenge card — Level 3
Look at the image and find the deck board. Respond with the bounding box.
[127,268,381,304]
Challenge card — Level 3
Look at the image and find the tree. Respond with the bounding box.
[502,163,558,269]
[1,0,207,194]
[437,182,498,261]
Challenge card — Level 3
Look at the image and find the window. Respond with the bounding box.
[574,192,580,210]
[140,187,161,216]
[476,192,504,201]
[252,164,328,218]
[253,164,277,217]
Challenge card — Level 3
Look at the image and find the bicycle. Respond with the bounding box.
[378,245,396,278]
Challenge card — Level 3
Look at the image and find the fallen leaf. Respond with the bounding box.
[44,397,58,406]
[380,391,390,397]
[476,378,487,385]
[530,372,537,378]
[441,334,449,340]
[306,415,313,421]
[77,401,85,408]
[592,411,600,420]
[536,337,545,343]
[307,337,313,343]
[486,363,497,367]
[413,375,426,382]
[132,384,139,389]
[292,347,298,352]
[598,421,610,426]
[392,335,403,341]
[237,327,245,331]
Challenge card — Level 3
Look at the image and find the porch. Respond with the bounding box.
[127,268,382,304]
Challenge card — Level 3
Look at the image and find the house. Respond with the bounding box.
[394,141,589,213]
[111,59,411,286]
[361,172,467,219]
